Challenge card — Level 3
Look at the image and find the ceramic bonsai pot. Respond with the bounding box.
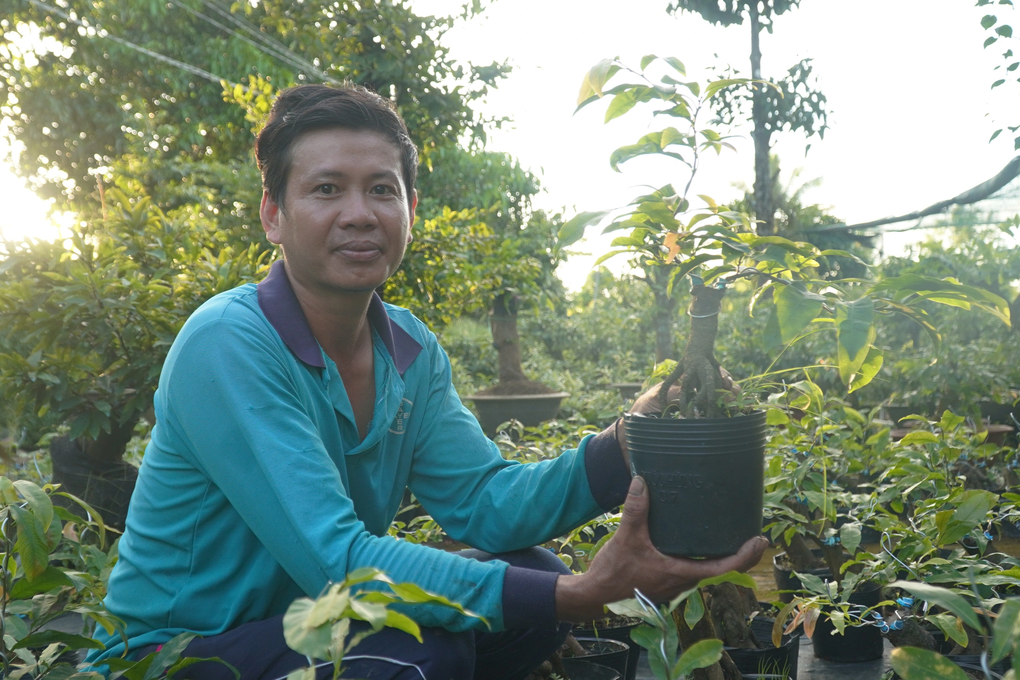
[465,392,570,434]
[611,382,644,401]
[624,410,766,557]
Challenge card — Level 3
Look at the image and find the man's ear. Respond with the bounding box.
[261,190,283,245]
[407,190,418,244]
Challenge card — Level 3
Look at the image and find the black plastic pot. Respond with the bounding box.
[726,616,800,680]
[625,410,767,557]
[573,638,630,680]
[811,581,884,663]
[772,550,832,604]
[559,658,622,680]
[572,618,641,680]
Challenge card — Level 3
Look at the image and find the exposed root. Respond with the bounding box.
[656,285,726,418]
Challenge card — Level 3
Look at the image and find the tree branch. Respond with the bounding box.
[809,155,1020,234]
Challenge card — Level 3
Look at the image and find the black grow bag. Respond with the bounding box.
[811,581,884,663]
[726,616,801,680]
[624,410,766,557]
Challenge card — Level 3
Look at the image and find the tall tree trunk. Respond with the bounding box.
[490,292,528,384]
[749,2,774,236]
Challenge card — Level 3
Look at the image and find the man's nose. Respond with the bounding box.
[341,191,375,228]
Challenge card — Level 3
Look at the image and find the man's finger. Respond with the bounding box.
[674,535,769,581]
[617,476,651,540]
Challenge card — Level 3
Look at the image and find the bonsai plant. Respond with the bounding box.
[558,54,1013,679]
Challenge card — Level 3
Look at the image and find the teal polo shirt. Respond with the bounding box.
[89,260,630,663]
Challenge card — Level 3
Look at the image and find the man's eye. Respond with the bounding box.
[317,184,337,194]
[371,185,394,195]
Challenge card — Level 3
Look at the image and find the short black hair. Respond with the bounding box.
[254,84,419,209]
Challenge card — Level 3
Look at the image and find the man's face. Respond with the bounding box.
[260,127,416,297]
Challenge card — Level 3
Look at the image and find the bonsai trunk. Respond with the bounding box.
[490,292,528,384]
[50,418,139,531]
[676,585,760,680]
[652,288,679,364]
[657,285,726,418]
[748,2,775,236]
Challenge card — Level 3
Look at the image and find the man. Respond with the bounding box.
[89,84,766,679]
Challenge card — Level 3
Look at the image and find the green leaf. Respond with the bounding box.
[992,599,1020,663]
[166,657,240,680]
[901,431,939,444]
[927,613,969,649]
[142,632,199,680]
[13,479,54,531]
[889,646,970,680]
[383,610,423,643]
[631,624,669,678]
[282,598,332,660]
[774,283,825,343]
[605,90,640,123]
[695,571,758,591]
[836,298,875,385]
[664,57,686,76]
[890,581,983,632]
[558,210,610,249]
[12,630,104,650]
[9,504,51,581]
[766,408,790,426]
[840,523,862,556]
[684,590,705,629]
[848,347,883,393]
[0,477,17,503]
[763,306,783,352]
[983,14,998,28]
[8,565,73,599]
[640,54,658,70]
[937,490,997,546]
[577,58,620,104]
[673,639,723,677]
[704,78,748,100]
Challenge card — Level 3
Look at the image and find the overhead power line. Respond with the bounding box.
[26,0,242,89]
[198,0,340,84]
[167,0,338,84]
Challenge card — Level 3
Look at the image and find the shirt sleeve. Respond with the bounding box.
[162,314,520,632]
[405,336,632,555]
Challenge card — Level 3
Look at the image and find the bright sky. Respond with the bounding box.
[2,0,1018,290]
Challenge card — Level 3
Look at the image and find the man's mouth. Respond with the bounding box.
[336,242,382,260]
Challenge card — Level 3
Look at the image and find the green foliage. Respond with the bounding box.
[607,572,755,680]
[281,568,483,679]
[383,207,551,330]
[667,0,803,28]
[977,0,1020,149]
[565,56,1011,393]
[0,188,270,446]
[0,0,502,210]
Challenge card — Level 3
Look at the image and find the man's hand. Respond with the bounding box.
[615,367,740,465]
[555,476,767,622]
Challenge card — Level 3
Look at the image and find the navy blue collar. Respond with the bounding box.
[256,259,422,376]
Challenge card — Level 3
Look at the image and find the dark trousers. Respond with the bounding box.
[160,547,572,680]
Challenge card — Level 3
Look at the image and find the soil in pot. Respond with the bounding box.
[569,638,629,680]
[625,410,766,558]
[572,615,641,680]
[811,581,885,663]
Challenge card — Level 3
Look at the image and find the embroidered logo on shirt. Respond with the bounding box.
[389,398,413,434]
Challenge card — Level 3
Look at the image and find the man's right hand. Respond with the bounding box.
[554,475,768,622]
